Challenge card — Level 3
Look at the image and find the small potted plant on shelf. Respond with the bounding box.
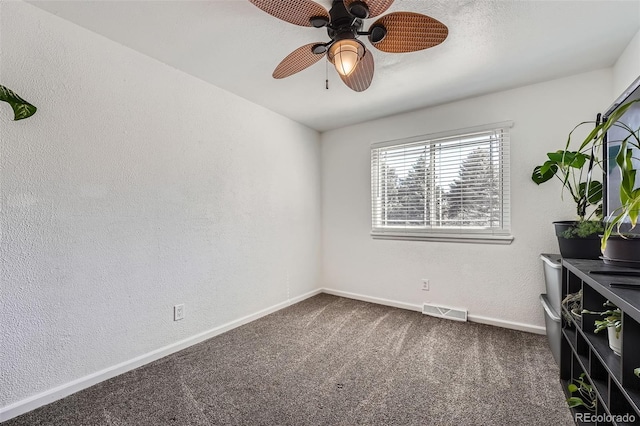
[566,373,596,412]
[561,290,583,325]
[583,301,622,356]
[532,130,603,259]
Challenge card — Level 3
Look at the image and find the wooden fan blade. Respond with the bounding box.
[344,0,394,18]
[273,43,326,79]
[249,0,329,27]
[369,12,448,53]
[339,49,374,92]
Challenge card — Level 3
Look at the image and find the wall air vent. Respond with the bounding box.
[422,303,468,322]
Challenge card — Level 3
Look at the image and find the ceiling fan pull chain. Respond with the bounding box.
[325,59,329,90]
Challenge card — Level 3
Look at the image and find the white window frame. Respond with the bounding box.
[370,122,514,244]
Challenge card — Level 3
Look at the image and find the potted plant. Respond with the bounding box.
[566,373,596,412]
[583,301,622,356]
[532,132,603,259]
[597,105,640,264]
[0,84,37,120]
[564,98,640,264]
[561,289,583,325]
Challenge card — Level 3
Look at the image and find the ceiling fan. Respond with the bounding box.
[248,0,448,92]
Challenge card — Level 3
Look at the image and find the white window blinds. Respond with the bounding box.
[371,122,512,242]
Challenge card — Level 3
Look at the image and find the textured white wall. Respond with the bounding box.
[320,69,613,330]
[613,28,640,99]
[0,1,320,408]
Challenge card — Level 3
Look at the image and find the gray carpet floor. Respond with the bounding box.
[4,294,573,425]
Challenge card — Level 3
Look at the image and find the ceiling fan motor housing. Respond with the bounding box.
[327,0,364,41]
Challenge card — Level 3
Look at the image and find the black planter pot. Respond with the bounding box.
[602,235,640,268]
[553,221,602,260]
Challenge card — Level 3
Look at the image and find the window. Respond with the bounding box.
[371,122,513,243]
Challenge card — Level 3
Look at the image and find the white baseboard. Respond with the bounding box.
[0,288,321,423]
[320,288,546,335]
[321,288,423,312]
[467,314,545,335]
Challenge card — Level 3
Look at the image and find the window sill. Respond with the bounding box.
[371,232,514,245]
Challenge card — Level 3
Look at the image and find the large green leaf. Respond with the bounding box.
[617,147,636,204]
[0,84,37,120]
[547,150,588,168]
[578,181,602,204]
[627,193,640,227]
[532,163,558,184]
[539,160,556,175]
[602,210,626,251]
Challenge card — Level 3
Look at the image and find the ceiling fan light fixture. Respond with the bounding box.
[328,39,365,77]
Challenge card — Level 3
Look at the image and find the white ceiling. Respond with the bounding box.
[28,0,640,132]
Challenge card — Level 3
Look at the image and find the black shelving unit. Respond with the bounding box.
[561,259,640,425]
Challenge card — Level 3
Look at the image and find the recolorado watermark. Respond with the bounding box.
[575,413,636,423]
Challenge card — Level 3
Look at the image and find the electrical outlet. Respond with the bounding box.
[174,304,185,321]
[422,279,430,291]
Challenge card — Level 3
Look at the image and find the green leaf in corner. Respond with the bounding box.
[0,84,37,120]
[567,383,578,393]
[634,368,640,378]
